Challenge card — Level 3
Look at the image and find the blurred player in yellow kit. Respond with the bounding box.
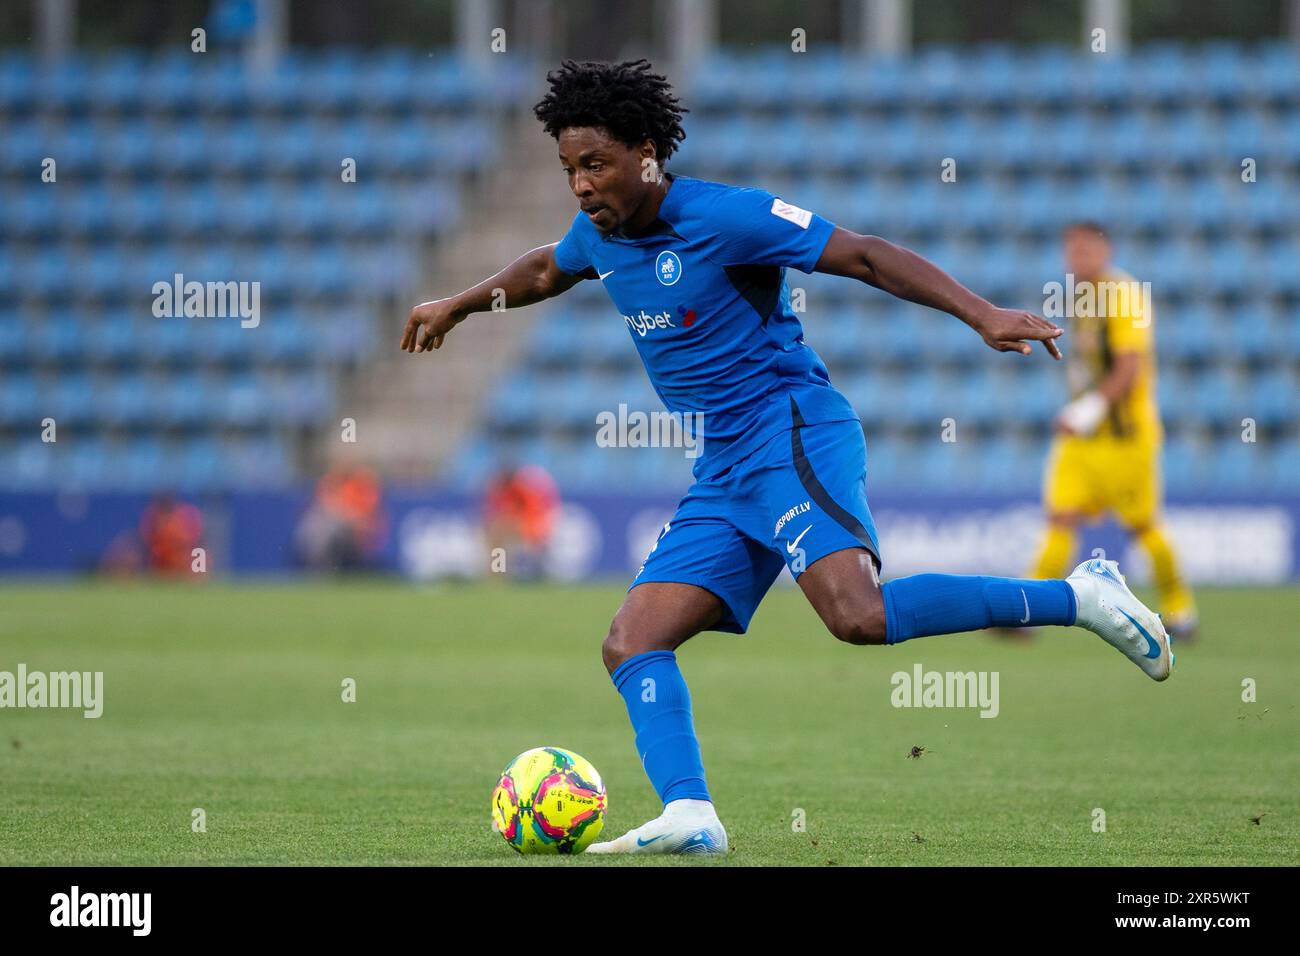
[1030,222,1198,640]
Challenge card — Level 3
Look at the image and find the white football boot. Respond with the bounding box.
[1066,558,1174,681]
[585,798,728,856]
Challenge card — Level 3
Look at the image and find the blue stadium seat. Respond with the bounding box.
[1264,442,1300,494]
[1248,368,1297,430]
[156,374,215,429]
[175,437,224,491]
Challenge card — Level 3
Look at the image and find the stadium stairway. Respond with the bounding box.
[333,109,572,481]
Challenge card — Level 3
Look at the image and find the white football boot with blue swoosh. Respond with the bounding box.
[1067,558,1173,681]
[585,798,728,856]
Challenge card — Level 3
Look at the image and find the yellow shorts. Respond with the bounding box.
[1042,434,1163,530]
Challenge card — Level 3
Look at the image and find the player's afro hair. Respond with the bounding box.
[533,59,687,164]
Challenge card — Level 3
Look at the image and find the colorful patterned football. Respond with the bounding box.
[491,747,606,854]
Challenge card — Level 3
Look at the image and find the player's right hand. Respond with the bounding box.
[401,298,464,353]
[971,306,1064,360]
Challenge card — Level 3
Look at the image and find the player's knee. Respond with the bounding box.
[825,600,888,646]
[601,614,668,672]
[601,618,636,672]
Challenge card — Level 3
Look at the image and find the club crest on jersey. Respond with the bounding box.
[655,250,682,286]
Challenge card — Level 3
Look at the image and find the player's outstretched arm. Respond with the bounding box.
[814,227,1063,360]
[401,242,583,353]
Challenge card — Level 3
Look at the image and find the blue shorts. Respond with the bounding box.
[631,405,882,634]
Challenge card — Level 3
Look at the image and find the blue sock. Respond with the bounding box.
[610,650,711,805]
[882,574,1077,644]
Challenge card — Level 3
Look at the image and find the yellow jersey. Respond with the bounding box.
[1065,267,1162,442]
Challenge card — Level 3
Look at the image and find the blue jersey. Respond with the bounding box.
[553,174,859,479]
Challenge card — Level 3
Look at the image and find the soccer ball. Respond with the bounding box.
[491,746,606,854]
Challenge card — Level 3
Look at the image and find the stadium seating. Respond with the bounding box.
[462,43,1300,495]
[0,49,526,490]
[2,44,1296,496]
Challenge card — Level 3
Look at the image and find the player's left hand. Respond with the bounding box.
[970,307,1064,360]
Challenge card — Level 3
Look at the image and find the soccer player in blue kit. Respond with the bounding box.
[401,60,1173,855]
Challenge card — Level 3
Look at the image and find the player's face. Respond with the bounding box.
[557,127,656,234]
[1064,229,1111,282]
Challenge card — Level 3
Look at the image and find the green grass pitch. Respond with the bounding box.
[1,580,1296,866]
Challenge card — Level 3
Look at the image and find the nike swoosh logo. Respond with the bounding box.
[1019,588,1031,625]
[786,525,812,554]
[598,269,615,280]
[636,834,667,847]
[1118,607,1162,659]
[1090,560,1123,586]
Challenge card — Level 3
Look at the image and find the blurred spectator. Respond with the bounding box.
[100,530,144,576]
[296,464,387,572]
[139,494,204,575]
[484,465,560,580]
